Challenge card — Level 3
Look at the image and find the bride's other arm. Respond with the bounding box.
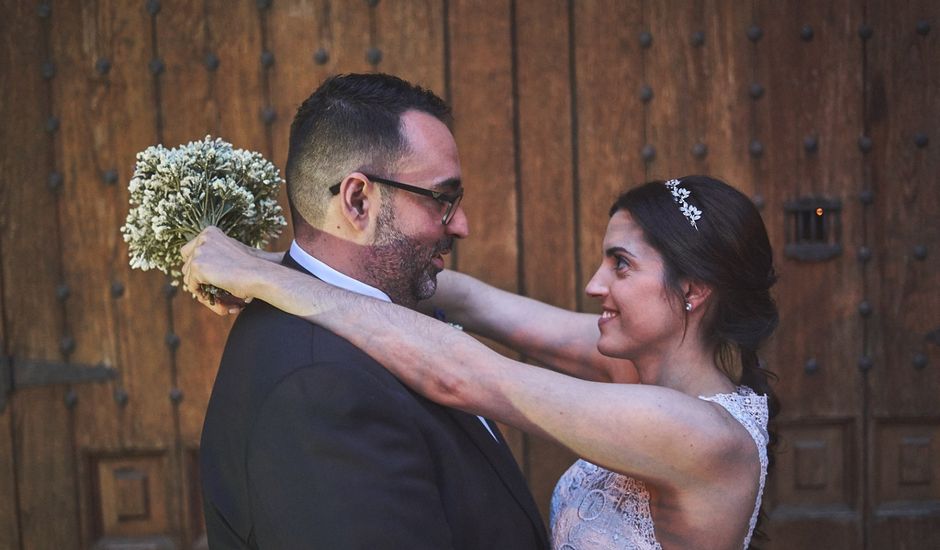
[421,270,637,383]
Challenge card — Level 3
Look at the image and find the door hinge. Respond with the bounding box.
[0,356,116,412]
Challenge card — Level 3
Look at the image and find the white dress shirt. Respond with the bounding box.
[289,241,499,441]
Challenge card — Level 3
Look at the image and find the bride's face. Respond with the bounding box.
[585,211,686,362]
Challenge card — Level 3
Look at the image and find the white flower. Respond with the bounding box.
[121,136,287,286]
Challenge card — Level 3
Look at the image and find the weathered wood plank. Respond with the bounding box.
[99,0,174,452]
[148,0,219,542]
[0,0,24,544]
[646,0,753,190]
[514,0,578,522]
[867,0,939,419]
[1,0,80,547]
[0,408,17,550]
[88,1,186,545]
[448,0,516,291]
[0,320,16,550]
[374,0,446,95]
[754,0,864,420]
[866,0,940,546]
[573,0,646,313]
[51,0,122,457]
[645,0,700,179]
[753,1,865,547]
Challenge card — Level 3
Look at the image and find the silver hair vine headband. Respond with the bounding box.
[664,179,702,230]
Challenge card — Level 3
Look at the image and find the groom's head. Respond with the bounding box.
[285,73,469,307]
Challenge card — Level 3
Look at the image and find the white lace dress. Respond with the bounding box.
[549,386,769,550]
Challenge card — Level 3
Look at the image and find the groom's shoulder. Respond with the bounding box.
[219,298,405,392]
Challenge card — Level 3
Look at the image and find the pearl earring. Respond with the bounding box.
[684,302,692,312]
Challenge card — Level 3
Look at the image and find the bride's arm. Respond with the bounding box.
[209,231,635,383]
[421,271,637,383]
[181,228,744,487]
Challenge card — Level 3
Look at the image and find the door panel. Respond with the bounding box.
[867,0,940,546]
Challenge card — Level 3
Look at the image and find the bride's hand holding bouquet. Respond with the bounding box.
[121,136,286,305]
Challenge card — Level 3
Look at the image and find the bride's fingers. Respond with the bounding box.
[198,292,232,316]
[181,259,195,294]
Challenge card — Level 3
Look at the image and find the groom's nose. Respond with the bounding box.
[445,204,469,239]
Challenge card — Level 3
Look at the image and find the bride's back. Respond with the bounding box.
[550,388,768,550]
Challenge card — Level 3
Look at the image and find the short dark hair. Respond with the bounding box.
[286,73,451,227]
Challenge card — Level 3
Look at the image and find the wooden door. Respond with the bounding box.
[751,1,940,548]
[2,1,938,549]
[0,1,449,548]
[2,1,212,547]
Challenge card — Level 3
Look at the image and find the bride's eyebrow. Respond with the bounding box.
[604,246,636,259]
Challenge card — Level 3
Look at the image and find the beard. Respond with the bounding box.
[364,202,453,308]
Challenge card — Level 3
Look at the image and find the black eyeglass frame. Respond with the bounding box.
[329,173,464,225]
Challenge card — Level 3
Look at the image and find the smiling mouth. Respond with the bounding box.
[598,309,620,325]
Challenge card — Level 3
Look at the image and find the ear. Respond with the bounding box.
[682,279,712,313]
[336,172,381,232]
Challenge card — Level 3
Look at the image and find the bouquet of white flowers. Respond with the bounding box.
[121,136,287,301]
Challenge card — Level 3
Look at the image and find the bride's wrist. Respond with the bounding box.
[250,248,285,263]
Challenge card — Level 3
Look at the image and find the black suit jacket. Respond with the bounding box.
[201,254,549,549]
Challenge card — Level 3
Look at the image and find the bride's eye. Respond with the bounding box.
[614,255,631,272]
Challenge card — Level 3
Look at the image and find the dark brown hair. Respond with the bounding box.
[610,175,779,547]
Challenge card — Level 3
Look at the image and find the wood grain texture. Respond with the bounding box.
[0,409,17,550]
[755,1,866,548]
[148,0,217,542]
[265,0,332,251]
[446,0,528,480]
[267,0,373,172]
[754,0,864,418]
[0,0,23,545]
[514,0,579,522]
[98,0,174,453]
[0,316,15,550]
[572,0,646,313]
[866,0,940,546]
[44,1,174,541]
[866,0,939,418]
[448,0,516,290]
[374,0,446,94]
[50,0,121,454]
[646,0,753,190]
[2,0,80,547]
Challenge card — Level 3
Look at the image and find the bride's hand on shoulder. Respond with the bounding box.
[181,226,279,316]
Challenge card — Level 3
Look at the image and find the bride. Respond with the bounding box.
[182,176,779,549]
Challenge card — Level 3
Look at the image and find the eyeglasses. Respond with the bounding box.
[330,173,464,225]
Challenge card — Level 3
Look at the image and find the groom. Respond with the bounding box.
[200,73,549,549]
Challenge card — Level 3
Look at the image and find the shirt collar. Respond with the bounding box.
[290,242,497,442]
[288,240,392,303]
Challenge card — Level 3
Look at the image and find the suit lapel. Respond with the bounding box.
[445,408,549,546]
[285,250,548,546]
